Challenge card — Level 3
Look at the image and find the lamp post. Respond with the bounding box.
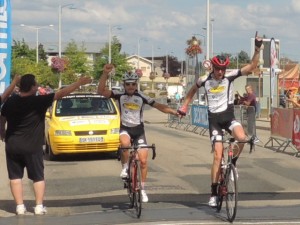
[108,24,122,64]
[206,0,210,61]
[58,3,76,87]
[137,37,147,69]
[20,24,54,64]
[163,50,173,90]
[202,18,214,59]
[108,24,121,90]
[210,18,214,57]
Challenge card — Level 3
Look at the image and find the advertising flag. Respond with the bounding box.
[270,38,278,109]
[0,0,11,93]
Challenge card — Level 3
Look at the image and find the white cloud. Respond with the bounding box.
[10,0,300,61]
[291,0,300,12]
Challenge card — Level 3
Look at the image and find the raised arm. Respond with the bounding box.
[240,35,263,75]
[97,64,114,98]
[1,75,21,102]
[54,76,92,100]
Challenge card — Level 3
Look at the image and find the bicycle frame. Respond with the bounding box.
[213,136,255,222]
[118,144,156,218]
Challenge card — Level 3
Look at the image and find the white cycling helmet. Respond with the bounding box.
[122,72,139,82]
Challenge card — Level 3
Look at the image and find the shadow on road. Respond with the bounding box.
[1,192,300,216]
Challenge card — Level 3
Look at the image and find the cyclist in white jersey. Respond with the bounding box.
[178,35,263,207]
[98,64,178,202]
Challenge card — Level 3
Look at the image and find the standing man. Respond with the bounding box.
[242,85,258,139]
[98,65,178,203]
[1,74,92,215]
[178,34,262,207]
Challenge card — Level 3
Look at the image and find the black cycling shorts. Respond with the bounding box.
[208,110,241,140]
[120,123,148,147]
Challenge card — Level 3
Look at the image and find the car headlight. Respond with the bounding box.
[54,130,72,136]
[110,128,120,134]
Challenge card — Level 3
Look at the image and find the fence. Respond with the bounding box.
[264,107,300,156]
[166,104,256,138]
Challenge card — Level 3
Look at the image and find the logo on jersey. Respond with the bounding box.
[123,102,139,110]
[208,85,225,93]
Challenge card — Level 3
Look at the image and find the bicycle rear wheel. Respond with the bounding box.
[225,164,238,222]
[133,160,142,218]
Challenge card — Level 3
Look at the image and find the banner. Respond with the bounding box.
[191,105,209,128]
[292,109,300,150]
[270,38,278,110]
[271,108,293,139]
[0,0,11,93]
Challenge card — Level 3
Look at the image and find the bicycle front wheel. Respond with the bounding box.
[225,164,238,222]
[216,181,224,212]
[133,160,142,218]
[127,160,134,208]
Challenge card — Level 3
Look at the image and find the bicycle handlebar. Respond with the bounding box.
[117,144,156,160]
[213,135,255,153]
[177,109,186,116]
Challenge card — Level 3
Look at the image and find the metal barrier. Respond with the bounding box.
[234,105,256,137]
[264,108,299,156]
[166,104,256,138]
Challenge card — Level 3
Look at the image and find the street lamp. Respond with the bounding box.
[108,24,122,64]
[203,18,214,58]
[163,50,173,90]
[137,37,147,69]
[108,23,121,89]
[20,24,54,64]
[58,3,76,87]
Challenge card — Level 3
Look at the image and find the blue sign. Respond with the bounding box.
[0,0,11,94]
[191,105,209,128]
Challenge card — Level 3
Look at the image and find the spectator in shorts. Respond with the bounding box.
[0,74,92,215]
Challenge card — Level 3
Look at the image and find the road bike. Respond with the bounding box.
[213,135,255,222]
[118,143,156,218]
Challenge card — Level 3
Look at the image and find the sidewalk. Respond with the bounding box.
[144,107,271,131]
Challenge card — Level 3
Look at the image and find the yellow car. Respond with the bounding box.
[45,93,120,160]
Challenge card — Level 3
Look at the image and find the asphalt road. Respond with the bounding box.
[0,109,300,225]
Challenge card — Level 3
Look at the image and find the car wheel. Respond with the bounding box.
[45,136,56,161]
[48,144,56,161]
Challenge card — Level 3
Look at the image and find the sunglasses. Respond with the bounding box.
[214,66,226,71]
[125,83,137,86]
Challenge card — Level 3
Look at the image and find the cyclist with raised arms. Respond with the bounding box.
[178,34,263,207]
[98,65,178,202]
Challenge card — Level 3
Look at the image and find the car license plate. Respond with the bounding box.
[79,137,104,143]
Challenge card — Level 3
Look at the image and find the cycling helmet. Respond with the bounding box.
[211,55,230,69]
[122,72,139,82]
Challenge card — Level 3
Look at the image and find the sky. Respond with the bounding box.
[11,0,300,62]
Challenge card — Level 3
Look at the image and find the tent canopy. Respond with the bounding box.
[278,64,300,90]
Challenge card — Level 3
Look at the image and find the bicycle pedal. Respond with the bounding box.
[123,182,128,189]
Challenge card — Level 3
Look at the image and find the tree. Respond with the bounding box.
[93,36,131,81]
[12,57,57,87]
[161,55,182,76]
[38,44,48,62]
[226,51,250,69]
[55,40,90,85]
[11,39,58,87]
[64,40,89,75]
[12,39,35,61]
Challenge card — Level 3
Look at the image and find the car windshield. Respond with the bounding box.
[55,95,117,116]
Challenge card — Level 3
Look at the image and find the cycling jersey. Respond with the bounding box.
[110,90,155,127]
[196,69,242,113]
